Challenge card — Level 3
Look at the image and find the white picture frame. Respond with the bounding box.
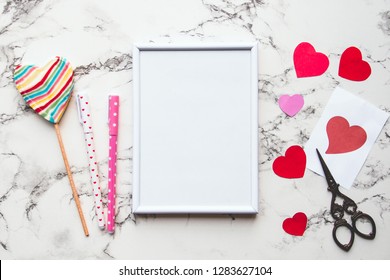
[132,43,258,214]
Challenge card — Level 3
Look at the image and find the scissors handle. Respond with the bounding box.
[330,189,357,220]
[351,211,376,240]
[332,211,376,252]
[332,219,355,252]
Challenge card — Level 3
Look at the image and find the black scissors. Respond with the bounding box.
[316,149,376,252]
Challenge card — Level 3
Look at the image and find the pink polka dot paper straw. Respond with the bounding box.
[76,91,105,229]
[107,95,119,234]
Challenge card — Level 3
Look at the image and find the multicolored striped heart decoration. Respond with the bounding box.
[13,56,74,124]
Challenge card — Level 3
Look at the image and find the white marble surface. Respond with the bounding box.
[0,0,389,259]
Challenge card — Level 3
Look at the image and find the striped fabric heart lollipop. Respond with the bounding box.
[13,57,89,237]
[14,56,73,124]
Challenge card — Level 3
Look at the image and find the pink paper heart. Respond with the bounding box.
[338,47,371,81]
[293,42,329,78]
[278,94,304,117]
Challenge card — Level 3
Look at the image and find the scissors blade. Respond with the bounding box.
[316,148,338,188]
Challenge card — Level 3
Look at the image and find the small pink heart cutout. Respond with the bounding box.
[278,94,304,117]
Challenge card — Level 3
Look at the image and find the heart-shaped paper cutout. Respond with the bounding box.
[293,42,329,78]
[282,212,307,236]
[338,47,371,81]
[278,94,304,117]
[272,145,306,179]
[326,116,367,154]
[13,56,74,124]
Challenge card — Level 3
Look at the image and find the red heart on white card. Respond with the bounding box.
[326,116,367,154]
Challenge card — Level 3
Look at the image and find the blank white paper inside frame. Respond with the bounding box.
[133,44,258,214]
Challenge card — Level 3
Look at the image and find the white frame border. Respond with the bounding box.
[132,43,259,214]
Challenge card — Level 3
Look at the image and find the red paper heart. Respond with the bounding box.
[338,47,371,81]
[293,42,329,78]
[326,116,367,154]
[282,212,307,236]
[272,145,306,179]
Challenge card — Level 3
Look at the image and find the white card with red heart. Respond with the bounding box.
[304,87,389,189]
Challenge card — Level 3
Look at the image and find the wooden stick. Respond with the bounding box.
[54,123,89,237]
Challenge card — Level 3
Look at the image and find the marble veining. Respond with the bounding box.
[1,0,390,259]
